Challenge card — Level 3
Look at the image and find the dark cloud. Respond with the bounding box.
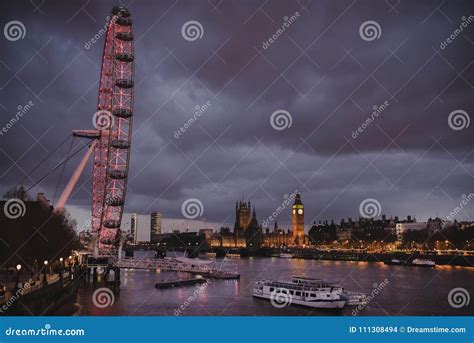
[1,0,473,233]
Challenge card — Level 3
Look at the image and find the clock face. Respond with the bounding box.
[292,209,296,214]
[298,209,303,215]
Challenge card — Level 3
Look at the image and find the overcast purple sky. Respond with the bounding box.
[1,0,473,236]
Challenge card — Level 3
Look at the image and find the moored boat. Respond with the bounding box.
[253,279,346,309]
[384,258,404,265]
[278,253,294,259]
[342,290,368,306]
[291,276,367,306]
[384,258,435,268]
[411,258,436,267]
[225,253,241,259]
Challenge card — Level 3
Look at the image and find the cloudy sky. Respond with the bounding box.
[1,0,473,238]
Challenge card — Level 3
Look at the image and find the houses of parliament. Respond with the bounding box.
[215,192,309,248]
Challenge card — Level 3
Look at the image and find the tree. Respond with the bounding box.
[0,187,80,273]
[2,185,31,201]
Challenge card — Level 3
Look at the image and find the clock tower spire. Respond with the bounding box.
[292,191,304,245]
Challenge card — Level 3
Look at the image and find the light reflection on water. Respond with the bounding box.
[77,257,474,316]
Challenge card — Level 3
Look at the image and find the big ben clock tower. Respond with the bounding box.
[292,191,304,244]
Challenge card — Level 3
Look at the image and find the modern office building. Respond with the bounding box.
[131,212,138,243]
[150,212,162,243]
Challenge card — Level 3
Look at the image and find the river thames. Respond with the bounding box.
[74,257,474,316]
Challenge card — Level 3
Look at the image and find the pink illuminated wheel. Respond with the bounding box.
[91,6,134,253]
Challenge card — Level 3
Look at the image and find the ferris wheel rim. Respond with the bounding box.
[91,7,134,252]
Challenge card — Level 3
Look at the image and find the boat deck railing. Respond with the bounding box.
[291,277,340,288]
[258,280,334,292]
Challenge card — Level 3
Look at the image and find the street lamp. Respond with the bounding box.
[58,257,64,279]
[67,256,73,273]
[43,260,48,284]
[15,264,22,292]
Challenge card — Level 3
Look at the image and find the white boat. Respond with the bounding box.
[343,290,368,306]
[253,279,346,309]
[225,253,240,259]
[385,258,435,268]
[291,276,367,306]
[411,258,436,267]
[278,253,294,259]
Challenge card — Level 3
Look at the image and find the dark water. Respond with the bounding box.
[76,257,474,316]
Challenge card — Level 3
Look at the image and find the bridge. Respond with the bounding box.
[113,257,240,279]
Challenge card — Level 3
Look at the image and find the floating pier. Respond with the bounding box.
[115,257,240,279]
[155,278,207,289]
